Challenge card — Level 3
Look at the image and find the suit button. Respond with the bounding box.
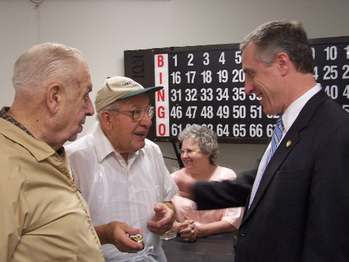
[240,233,246,237]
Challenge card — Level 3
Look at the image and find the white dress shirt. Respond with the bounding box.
[66,122,178,262]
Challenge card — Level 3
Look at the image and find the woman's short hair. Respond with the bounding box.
[178,124,219,164]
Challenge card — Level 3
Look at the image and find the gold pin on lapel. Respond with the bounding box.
[286,140,292,148]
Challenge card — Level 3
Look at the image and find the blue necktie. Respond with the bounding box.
[263,117,284,172]
[249,117,284,208]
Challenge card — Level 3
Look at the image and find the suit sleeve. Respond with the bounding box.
[194,170,256,210]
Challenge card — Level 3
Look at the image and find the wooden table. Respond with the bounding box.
[162,233,236,262]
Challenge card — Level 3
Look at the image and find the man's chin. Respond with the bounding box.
[68,126,84,141]
[133,141,146,151]
[68,133,79,142]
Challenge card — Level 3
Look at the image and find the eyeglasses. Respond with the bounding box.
[179,148,200,155]
[110,106,154,121]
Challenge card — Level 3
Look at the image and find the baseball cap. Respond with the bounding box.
[95,76,163,112]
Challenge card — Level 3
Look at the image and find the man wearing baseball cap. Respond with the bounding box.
[65,76,178,262]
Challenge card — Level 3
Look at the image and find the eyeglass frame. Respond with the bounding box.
[178,148,201,155]
[109,106,154,121]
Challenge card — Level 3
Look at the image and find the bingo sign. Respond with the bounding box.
[124,36,349,143]
[154,54,170,137]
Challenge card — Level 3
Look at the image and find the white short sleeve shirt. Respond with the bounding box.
[66,122,178,262]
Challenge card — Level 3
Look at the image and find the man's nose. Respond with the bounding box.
[86,97,94,116]
[244,78,254,95]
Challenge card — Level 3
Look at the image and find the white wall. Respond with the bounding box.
[1,0,349,175]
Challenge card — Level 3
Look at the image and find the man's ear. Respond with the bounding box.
[99,111,114,130]
[275,52,290,76]
[46,83,62,114]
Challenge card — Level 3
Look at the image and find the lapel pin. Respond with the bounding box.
[286,140,292,148]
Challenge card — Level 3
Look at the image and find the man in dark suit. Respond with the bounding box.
[175,20,349,261]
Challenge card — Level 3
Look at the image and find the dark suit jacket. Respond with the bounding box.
[195,90,349,261]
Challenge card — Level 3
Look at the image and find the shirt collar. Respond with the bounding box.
[0,117,59,161]
[0,106,34,137]
[282,83,322,132]
[93,122,143,163]
[93,122,115,163]
[0,106,65,160]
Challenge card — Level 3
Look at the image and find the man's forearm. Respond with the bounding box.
[195,170,255,210]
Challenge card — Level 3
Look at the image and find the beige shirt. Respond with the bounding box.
[0,118,105,262]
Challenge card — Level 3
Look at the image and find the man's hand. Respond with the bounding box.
[147,202,175,235]
[173,173,196,200]
[94,221,143,253]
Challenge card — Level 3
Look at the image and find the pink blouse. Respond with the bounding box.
[171,166,243,229]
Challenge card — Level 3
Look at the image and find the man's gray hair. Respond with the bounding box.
[240,20,313,74]
[12,42,84,94]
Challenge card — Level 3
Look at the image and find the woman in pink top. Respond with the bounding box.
[171,124,243,242]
